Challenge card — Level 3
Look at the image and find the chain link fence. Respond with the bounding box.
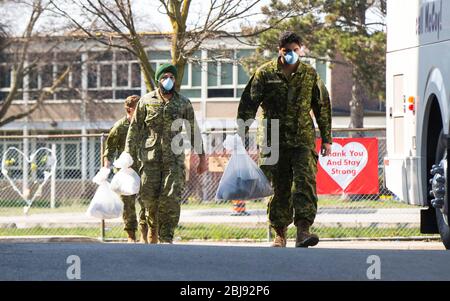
[0,129,435,242]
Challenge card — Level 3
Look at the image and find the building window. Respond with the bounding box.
[207,88,234,98]
[131,63,141,88]
[55,142,81,179]
[0,65,11,88]
[237,49,253,85]
[41,64,54,87]
[220,63,233,85]
[116,64,129,87]
[88,64,98,88]
[148,51,171,60]
[207,62,217,86]
[86,50,143,101]
[191,62,202,87]
[315,60,327,84]
[100,64,112,87]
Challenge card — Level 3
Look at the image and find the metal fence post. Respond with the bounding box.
[100,133,106,242]
[267,224,272,242]
[51,143,56,209]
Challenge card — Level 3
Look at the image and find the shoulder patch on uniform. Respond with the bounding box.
[266,79,283,84]
[145,100,161,105]
[141,92,160,105]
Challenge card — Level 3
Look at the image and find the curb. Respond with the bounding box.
[0,235,102,243]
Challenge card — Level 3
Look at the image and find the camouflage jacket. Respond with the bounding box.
[237,58,332,149]
[125,89,204,166]
[103,116,139,171]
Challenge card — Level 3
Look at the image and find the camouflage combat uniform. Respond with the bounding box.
[237,58,332,229]
[103,116,144,232]
[125,89,204,242]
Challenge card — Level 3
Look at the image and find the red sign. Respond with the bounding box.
[315,138,379,195]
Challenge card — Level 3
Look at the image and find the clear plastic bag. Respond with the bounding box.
[86,182,123,219]
[216,134,274,201]
[110,167,140,196]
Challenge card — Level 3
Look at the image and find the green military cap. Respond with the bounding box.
[155,63,178,82]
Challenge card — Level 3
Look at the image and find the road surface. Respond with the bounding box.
[1,242,449,281]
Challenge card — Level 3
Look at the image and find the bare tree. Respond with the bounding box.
[49,0,288,92]
[0,0,75,127]
[157,0,266,90]
[50,0,156,91]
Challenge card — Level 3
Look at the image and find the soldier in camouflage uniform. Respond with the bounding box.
[103,95,146,243]
[237,32,332,248]
[125,63,207,244]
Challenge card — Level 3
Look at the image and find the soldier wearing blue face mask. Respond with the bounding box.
[237,31,332,248]
[124,63,207,244]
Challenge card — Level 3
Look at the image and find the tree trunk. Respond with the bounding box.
[174,56,186,92]
[130,36,155,91]
[349,75,365,129]
[171,27,188,92]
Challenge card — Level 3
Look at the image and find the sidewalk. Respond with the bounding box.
[181,240,445,250]
[0,207,422,228]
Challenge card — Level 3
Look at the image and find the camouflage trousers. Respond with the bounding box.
[139,161,186,242]
[261,146,319,228]
[120,194,146,232]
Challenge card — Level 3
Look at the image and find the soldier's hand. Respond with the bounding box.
[321,143,332,157]
[104,159,111,169]
[197,154,208,174]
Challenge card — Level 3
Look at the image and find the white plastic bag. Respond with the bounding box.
[110,167,141,196]
[92,167,111,185]
[114,152,134,169]
[216,134,274,201]
[87,170,123,219]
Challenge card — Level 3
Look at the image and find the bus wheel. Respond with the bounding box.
[430,130,450,249]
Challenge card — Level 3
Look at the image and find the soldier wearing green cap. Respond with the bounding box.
[124,63,207,244]
[237,31,332,248]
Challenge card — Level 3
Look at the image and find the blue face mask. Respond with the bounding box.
[283,50,299,65]
[160,78,174,93]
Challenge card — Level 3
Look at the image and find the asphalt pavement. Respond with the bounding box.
[1,242,450,281]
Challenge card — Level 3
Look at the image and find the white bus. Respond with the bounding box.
[385,0,450,248]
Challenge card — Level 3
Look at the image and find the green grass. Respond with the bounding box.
[0,227,101,237]
[174,225,429,240]
[181,197,414,210]
[0,197,414,216]
[0,194,414,216]
[0,205,87,216]
[0,224,426,240]
[317,197,415,209]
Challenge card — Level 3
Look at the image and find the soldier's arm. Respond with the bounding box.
[184,100,207,174]
[103,125,119,167]
[125,99,145,160]
[184,100,204,155]
[311,75,332,144]
[236,70,264,137]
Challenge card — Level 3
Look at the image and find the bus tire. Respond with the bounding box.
[434,130,450,249]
